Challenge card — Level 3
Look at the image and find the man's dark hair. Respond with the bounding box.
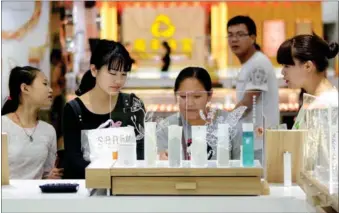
[227,15,260,50]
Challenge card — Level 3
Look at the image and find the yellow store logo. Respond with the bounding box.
[134,14,192,54]
[151,14,175,38]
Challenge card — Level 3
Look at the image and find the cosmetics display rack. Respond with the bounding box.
[298,172,338,213]
[86,159,266,196]
[297,94,339,213]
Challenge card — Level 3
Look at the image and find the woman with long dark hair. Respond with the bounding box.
[1,66,63,179]
[62,40,145,179]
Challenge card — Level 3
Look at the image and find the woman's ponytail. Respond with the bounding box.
[1,96,19,115]
[75,70,96,96]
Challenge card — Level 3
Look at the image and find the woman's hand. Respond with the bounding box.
[46,168,64,179]
[159,151,168,160]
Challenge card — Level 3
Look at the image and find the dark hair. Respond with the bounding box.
[84,1,96,8]
[50,49,62,63]
[75,39,133,96]
[174,67,212,93]
[227,15,261,50]
[277,39,294,65]
[75,70,94,96]
[277,34,339,72]
[1,66,40,115]
[162,41,171,54]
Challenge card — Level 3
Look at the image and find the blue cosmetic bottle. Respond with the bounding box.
[242,123,254,167]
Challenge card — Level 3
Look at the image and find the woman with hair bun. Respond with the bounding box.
[277,33,338,96]
[277,34,338,131]
[277,34,339,173]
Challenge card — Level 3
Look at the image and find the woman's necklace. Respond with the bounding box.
[14,112,38,142]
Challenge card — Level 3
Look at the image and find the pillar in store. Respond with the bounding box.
[336,56,339,77]
[211,4,219,66]
[73,1,87,75]
[211,3,228,72]
[100,2,118,41]
[219,2,228,70]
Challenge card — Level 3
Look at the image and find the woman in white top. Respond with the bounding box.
[1,66,63,179]
[277,34,338,127]
[277,34,338,179]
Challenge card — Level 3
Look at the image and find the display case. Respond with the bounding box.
[85,90,268,195]
[67,88,301,114]
[298,93,338,212]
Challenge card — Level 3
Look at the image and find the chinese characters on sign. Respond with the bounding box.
[122,6,205,63]
[134,38,193,53]
[132,14,193,54]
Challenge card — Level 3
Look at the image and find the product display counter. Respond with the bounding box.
[66,88,301,114]
[3,74,336,213]
[2,179,317,213]
[86,160,264,196]
[297,93,339,213]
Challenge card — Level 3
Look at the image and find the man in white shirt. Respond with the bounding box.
[227,16,280,160]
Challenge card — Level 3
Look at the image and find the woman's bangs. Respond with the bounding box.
[277,40,295,65]
[107,54,132,72]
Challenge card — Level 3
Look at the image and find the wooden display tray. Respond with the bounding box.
[298,171,338,213]
[86,160,265,196]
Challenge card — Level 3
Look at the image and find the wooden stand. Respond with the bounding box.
[261,179,270,195]
[298,171,338,213]
[86,160,265,196]
[1,133,10,185]
[265,130,307,183]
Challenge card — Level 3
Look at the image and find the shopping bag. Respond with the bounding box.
[81,119,136,161]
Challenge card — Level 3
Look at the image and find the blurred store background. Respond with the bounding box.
[1,1,338,129]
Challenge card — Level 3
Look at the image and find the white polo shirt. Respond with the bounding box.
[236,51,280,150]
